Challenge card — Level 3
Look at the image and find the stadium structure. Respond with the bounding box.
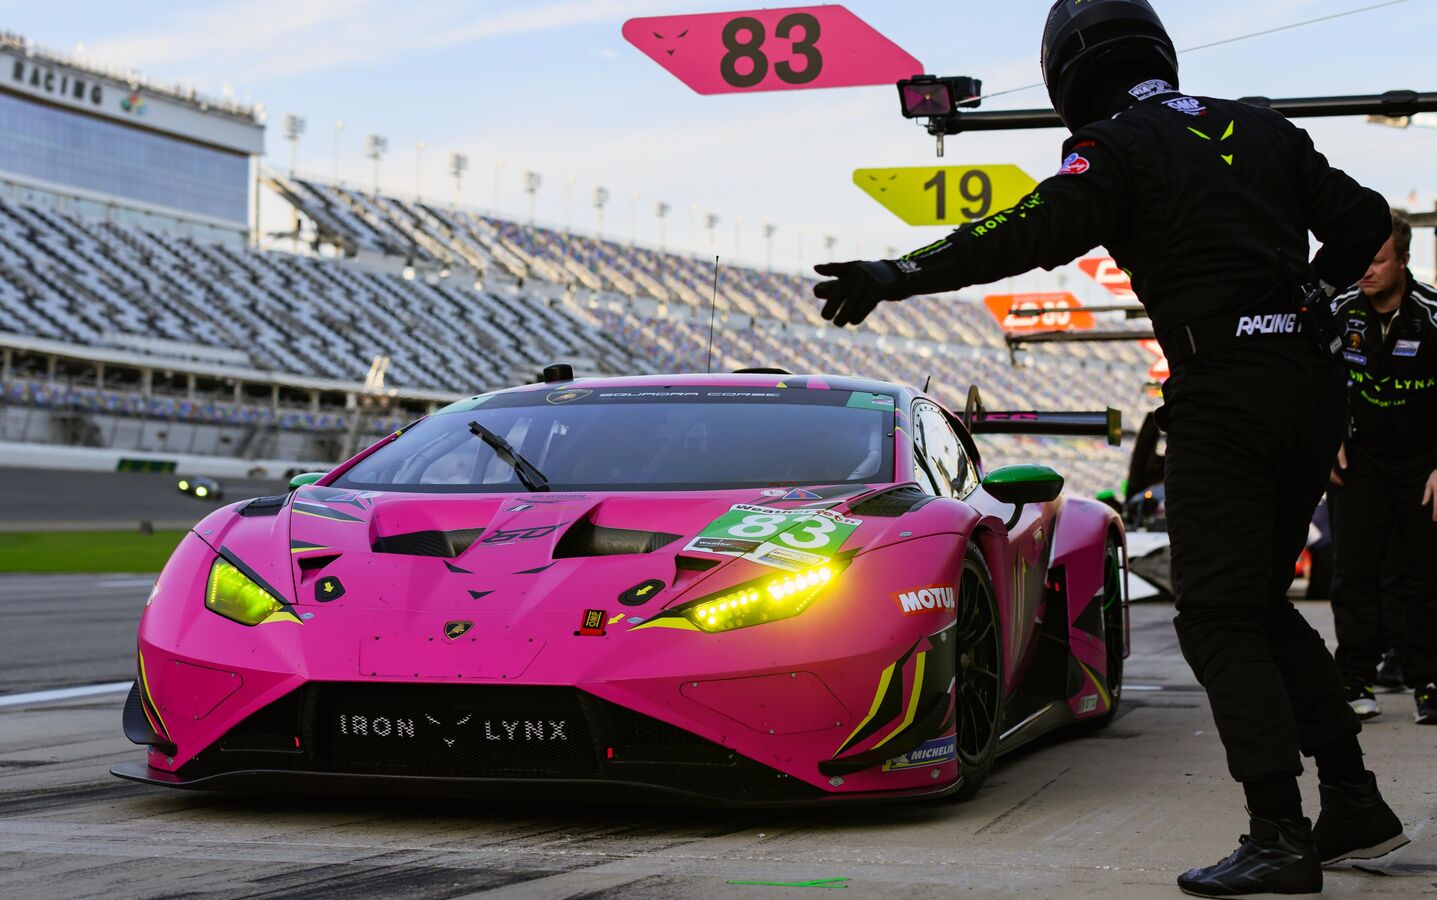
[0,32,1157,494]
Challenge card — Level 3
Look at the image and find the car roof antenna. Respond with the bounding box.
[923,375,932,393]
[706,255,720,374]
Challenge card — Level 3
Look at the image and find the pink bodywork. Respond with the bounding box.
[135,374,1123,800]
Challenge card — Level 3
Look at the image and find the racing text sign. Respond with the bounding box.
[982,292,1095,334]
[1078,257,1138,303]
[853,166,1037,227]
[623,6,922,95]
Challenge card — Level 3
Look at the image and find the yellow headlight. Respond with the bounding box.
[205,558,298,626]
[682,564,836,633]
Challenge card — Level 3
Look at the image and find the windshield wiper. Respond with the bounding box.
[467,420,550,492]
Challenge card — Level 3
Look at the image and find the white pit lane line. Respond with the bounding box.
[0,681,133,708]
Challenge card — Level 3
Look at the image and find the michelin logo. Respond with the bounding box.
[884,735,957,770]
[893,585,956,615]
[1235,313,1300,337]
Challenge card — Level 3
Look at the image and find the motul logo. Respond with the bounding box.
[893,585,955,615]
[1235,313,1300,337]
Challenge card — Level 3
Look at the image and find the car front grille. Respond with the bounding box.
[182,682,821,801]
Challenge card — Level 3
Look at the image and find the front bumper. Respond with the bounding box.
[115,680,961,806]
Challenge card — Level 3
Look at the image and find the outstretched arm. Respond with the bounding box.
[815,132,1133,327]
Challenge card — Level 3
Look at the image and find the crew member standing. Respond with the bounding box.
[814,2,1407,895]
[1328,211,1437,724]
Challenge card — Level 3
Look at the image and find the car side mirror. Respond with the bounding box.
[983,465,1064,527]
[288,472,326,491]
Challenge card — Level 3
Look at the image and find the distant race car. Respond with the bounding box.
[176,475,223,502]
[115,372,1129,806]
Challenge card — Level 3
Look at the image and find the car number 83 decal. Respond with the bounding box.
[685,504,860,571]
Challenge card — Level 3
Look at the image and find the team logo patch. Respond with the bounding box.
[1234,313,1299,337]
[1394,339,1421,357]
[1162,96,1207,116]
[892,584,956,616]
[1128,78,1174,100]
[443,620,474,640]
[883,735,957,770]
[1057,153,1090,176]
[546,388,592,404]
[1343,351,1368,366]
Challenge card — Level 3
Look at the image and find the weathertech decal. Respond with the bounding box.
[892,584,956,615]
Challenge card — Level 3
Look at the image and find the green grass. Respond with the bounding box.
[0,530,188,573]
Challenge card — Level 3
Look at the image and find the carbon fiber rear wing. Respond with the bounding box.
[961,386,1122,447]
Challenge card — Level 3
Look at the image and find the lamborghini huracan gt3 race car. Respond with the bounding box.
[114,373,1129,805]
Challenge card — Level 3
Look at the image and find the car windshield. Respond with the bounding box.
[334,386,896,492]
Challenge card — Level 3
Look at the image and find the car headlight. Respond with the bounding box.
[656,560,849,634]
[205,558,300,626]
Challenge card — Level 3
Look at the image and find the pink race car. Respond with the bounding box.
[114,372,1128,806]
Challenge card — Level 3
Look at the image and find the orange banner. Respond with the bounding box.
[982,292,1096,333]
[1077,257,1138,303]
[1140,339,1169,382]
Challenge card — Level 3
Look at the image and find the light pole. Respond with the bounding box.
[414,141,427,198]
[564,175,576,237]
[593,186,609,239]
[283,115,306,253]
[365,134,388,196]
[448,152,468,209]
[332,120,343,182]
[823,234,837,257]
[629,191,639,248]
[524,171,542,225]
[656,202,671,254]
[763,223,776,272]
[705,213,719,252]
[283,114,306,177]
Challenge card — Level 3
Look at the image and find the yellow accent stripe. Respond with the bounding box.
[1222,120,1235,140]
[137,650,168,738]
[630,616,700,632]
[838,660,897,751]
[293,510,361,522]
[291,546,332,554]
[259,609,304,626]
[1076,659,1111,710]
[1187,127,1210,140]
[873,651,927,750]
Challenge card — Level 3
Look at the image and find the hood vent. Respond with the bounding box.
[554,519,682,558]
[850,485,934,518]
[373,527,485,558]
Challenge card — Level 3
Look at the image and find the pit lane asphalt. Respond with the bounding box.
[0,575,1433,898]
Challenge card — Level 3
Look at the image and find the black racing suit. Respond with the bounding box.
[890,85,1391,782]
[1329,273,1437,689]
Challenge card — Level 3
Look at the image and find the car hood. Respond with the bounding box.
[197,482,959,616]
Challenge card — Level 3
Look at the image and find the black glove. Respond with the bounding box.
[813,260,905,328]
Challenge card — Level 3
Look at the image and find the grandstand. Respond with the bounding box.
[0,173,1157,494]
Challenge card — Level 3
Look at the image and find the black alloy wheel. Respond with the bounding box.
[953,544,1003,801]
[1094,537,1125,727]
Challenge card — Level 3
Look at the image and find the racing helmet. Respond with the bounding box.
[1041,0,1179,130]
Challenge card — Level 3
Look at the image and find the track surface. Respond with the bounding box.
[0,467,286,530]
[0,576,1433,898]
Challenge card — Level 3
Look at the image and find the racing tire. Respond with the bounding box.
[1092,536,1125,729]
[952,542,1004,802]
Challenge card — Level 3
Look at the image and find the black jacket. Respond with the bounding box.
[1334,272,1437,460]
[896,85,1391,360]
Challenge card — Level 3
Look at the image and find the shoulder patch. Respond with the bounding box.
[1057,152,1090,176]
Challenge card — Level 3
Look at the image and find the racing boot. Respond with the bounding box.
[1374,650,1402,691]
[1415,683,1437,725]
[1177,816,1321,898]
[1343,682,1380,719]
[1312,772,1409,865]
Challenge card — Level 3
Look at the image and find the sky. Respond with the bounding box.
[2,0,1435,301]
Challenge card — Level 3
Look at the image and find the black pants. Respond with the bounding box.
[1330,444,1437,688]
[1163,340,1359,783]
